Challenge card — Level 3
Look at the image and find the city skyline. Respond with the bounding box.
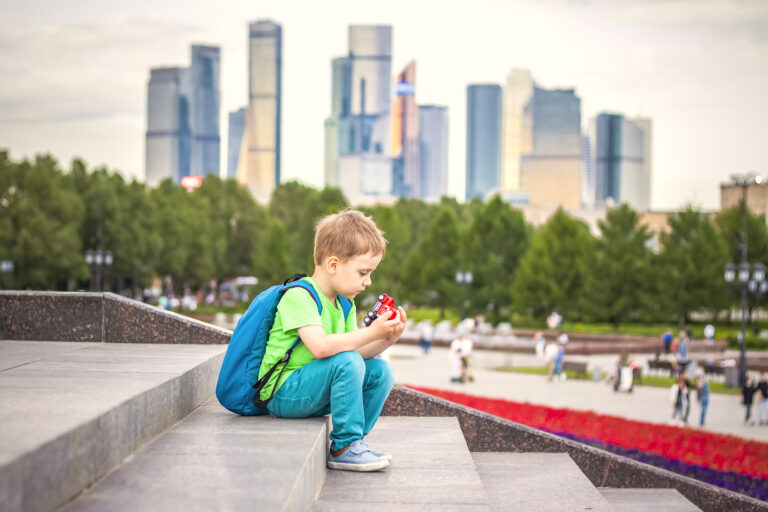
[1,0,767,210]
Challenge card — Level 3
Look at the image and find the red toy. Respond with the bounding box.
[363,293,397,326]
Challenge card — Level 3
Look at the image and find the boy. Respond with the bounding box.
[257,210,407,472]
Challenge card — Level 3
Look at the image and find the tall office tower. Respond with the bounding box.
[581,135,594,207]
[227,107,246,179]
[391,61,419,197]
[592,113,651,211]
[145,67,191,187]
[325,25,393,201]
[466,84,502,201]
[238,20,282,202]
[188,45,220,177]
[418,105,449,202]
[632,117,653,211]
[519,86,582,207]
[501,69,533,192]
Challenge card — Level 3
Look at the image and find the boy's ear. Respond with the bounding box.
[327,255,341,274]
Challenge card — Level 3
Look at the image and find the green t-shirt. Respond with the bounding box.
[258,277,357,401]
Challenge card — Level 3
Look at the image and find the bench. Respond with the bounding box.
[648,359,676,377]
[562,360,589,379]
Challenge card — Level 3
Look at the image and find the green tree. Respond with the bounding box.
[715,203,768,265]
[658,207,729,326]
[253,217,293,290]
[512,209,594,319]
[465,195,531,322]
[1,153,87,289]
[402,206,461,316]
[366,205,412,301]
[581,204,653,327]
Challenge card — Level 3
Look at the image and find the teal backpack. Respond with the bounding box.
[215,274,353,416]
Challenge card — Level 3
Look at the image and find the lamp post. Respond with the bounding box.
[86,250,113,292]
[456,271,473,320]
[1,260,13,289]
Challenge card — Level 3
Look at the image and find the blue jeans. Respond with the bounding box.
[699,401,708,426]
[266,351,395,452]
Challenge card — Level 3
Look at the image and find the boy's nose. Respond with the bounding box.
[363,275,371,286]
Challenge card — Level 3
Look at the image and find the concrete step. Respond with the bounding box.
[314,416,491,511]
[471,452,611,512]
[62,398,329,512]
[598,488,702,511]
[0,340,226,512]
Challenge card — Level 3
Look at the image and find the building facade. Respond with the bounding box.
[418,105,449,202]
[391,61,419,197]
[188,45,220,178]
[145,67,191,187]
[592,113,651,211]
[466,84,503,201]
[238,20,282,202]
[227,108,246,179]
[501,69,533,192]
[519,86,582,207]
[325,25,393,202]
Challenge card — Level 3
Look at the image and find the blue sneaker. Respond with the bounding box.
[327,440,390,471]
[360,440,392,462]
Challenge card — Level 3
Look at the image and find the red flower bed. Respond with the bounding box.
[407,385,768,478]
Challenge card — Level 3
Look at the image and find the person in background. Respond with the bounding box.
[449,336,463,383]
[704,324,715,344]
[670,375,688,426]
[418,321,433,355]
[757,372,768,425]
[743,376,757,425]
[662,329,673,354]
[677,330,689,361]
[459,334,474,383]
[534,331,546,360]
[696,374,710,427]
[545,338,559,382]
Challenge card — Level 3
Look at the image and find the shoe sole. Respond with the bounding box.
[327,458,390,472]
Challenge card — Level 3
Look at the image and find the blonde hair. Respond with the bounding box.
[314,209,387,266]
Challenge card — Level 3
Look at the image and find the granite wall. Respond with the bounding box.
[0,291,231,344]
[382,385,768,512]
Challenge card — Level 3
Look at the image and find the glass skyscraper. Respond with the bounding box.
[238,20,282,201]
[189,45,220,178]
[325,25,393,201]
[418,105,449,202]
[145,67,190,187]
[519,86,582,207]
[391,61,419,197]
[227,108,246,180]
[592,113,651,211]
[501,69,533,192]
[466,84,502,201]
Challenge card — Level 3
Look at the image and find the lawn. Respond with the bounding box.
[491,366,741,395]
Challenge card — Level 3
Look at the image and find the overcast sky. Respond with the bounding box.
[1,0,766,210]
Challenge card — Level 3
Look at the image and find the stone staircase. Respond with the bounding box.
[0,293,762,512]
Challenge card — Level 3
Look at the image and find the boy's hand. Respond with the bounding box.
[369,310,399,340]
[388,306,407,343]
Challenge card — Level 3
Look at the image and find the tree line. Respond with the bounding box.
[1,151,766,327]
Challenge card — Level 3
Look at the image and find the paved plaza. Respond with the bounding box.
[388,344,768,443]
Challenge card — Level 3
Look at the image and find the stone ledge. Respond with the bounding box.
[382,385,768,512]
[0,291,231,344]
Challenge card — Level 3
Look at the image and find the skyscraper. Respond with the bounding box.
[391,61,419,197]
[227,107,246,179]
[466,84,502,201]
[188,45,220,178]
[418,105,449,202]
[325,25,393,201]
[145,67,190,187]
[592,113,651,211]
[519,86,582,207]
[501,69,533,192]
[238,20,282,202]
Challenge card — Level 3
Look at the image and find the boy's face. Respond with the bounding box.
[330,251,383,299]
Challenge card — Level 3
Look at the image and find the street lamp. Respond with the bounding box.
[456,271,473,320]
[724,172,764,387]
[85,249,113,292]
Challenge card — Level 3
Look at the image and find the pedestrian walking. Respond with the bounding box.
[670,376,688,426]
[662,329,673,354]
[757,372,768,425]
[545,338,558,382]
[743,376,757,425]
[534,331,546,360]
[696,374,710,427]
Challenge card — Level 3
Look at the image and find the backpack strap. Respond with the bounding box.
[338,295,353,321]
[251,278,323,410]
